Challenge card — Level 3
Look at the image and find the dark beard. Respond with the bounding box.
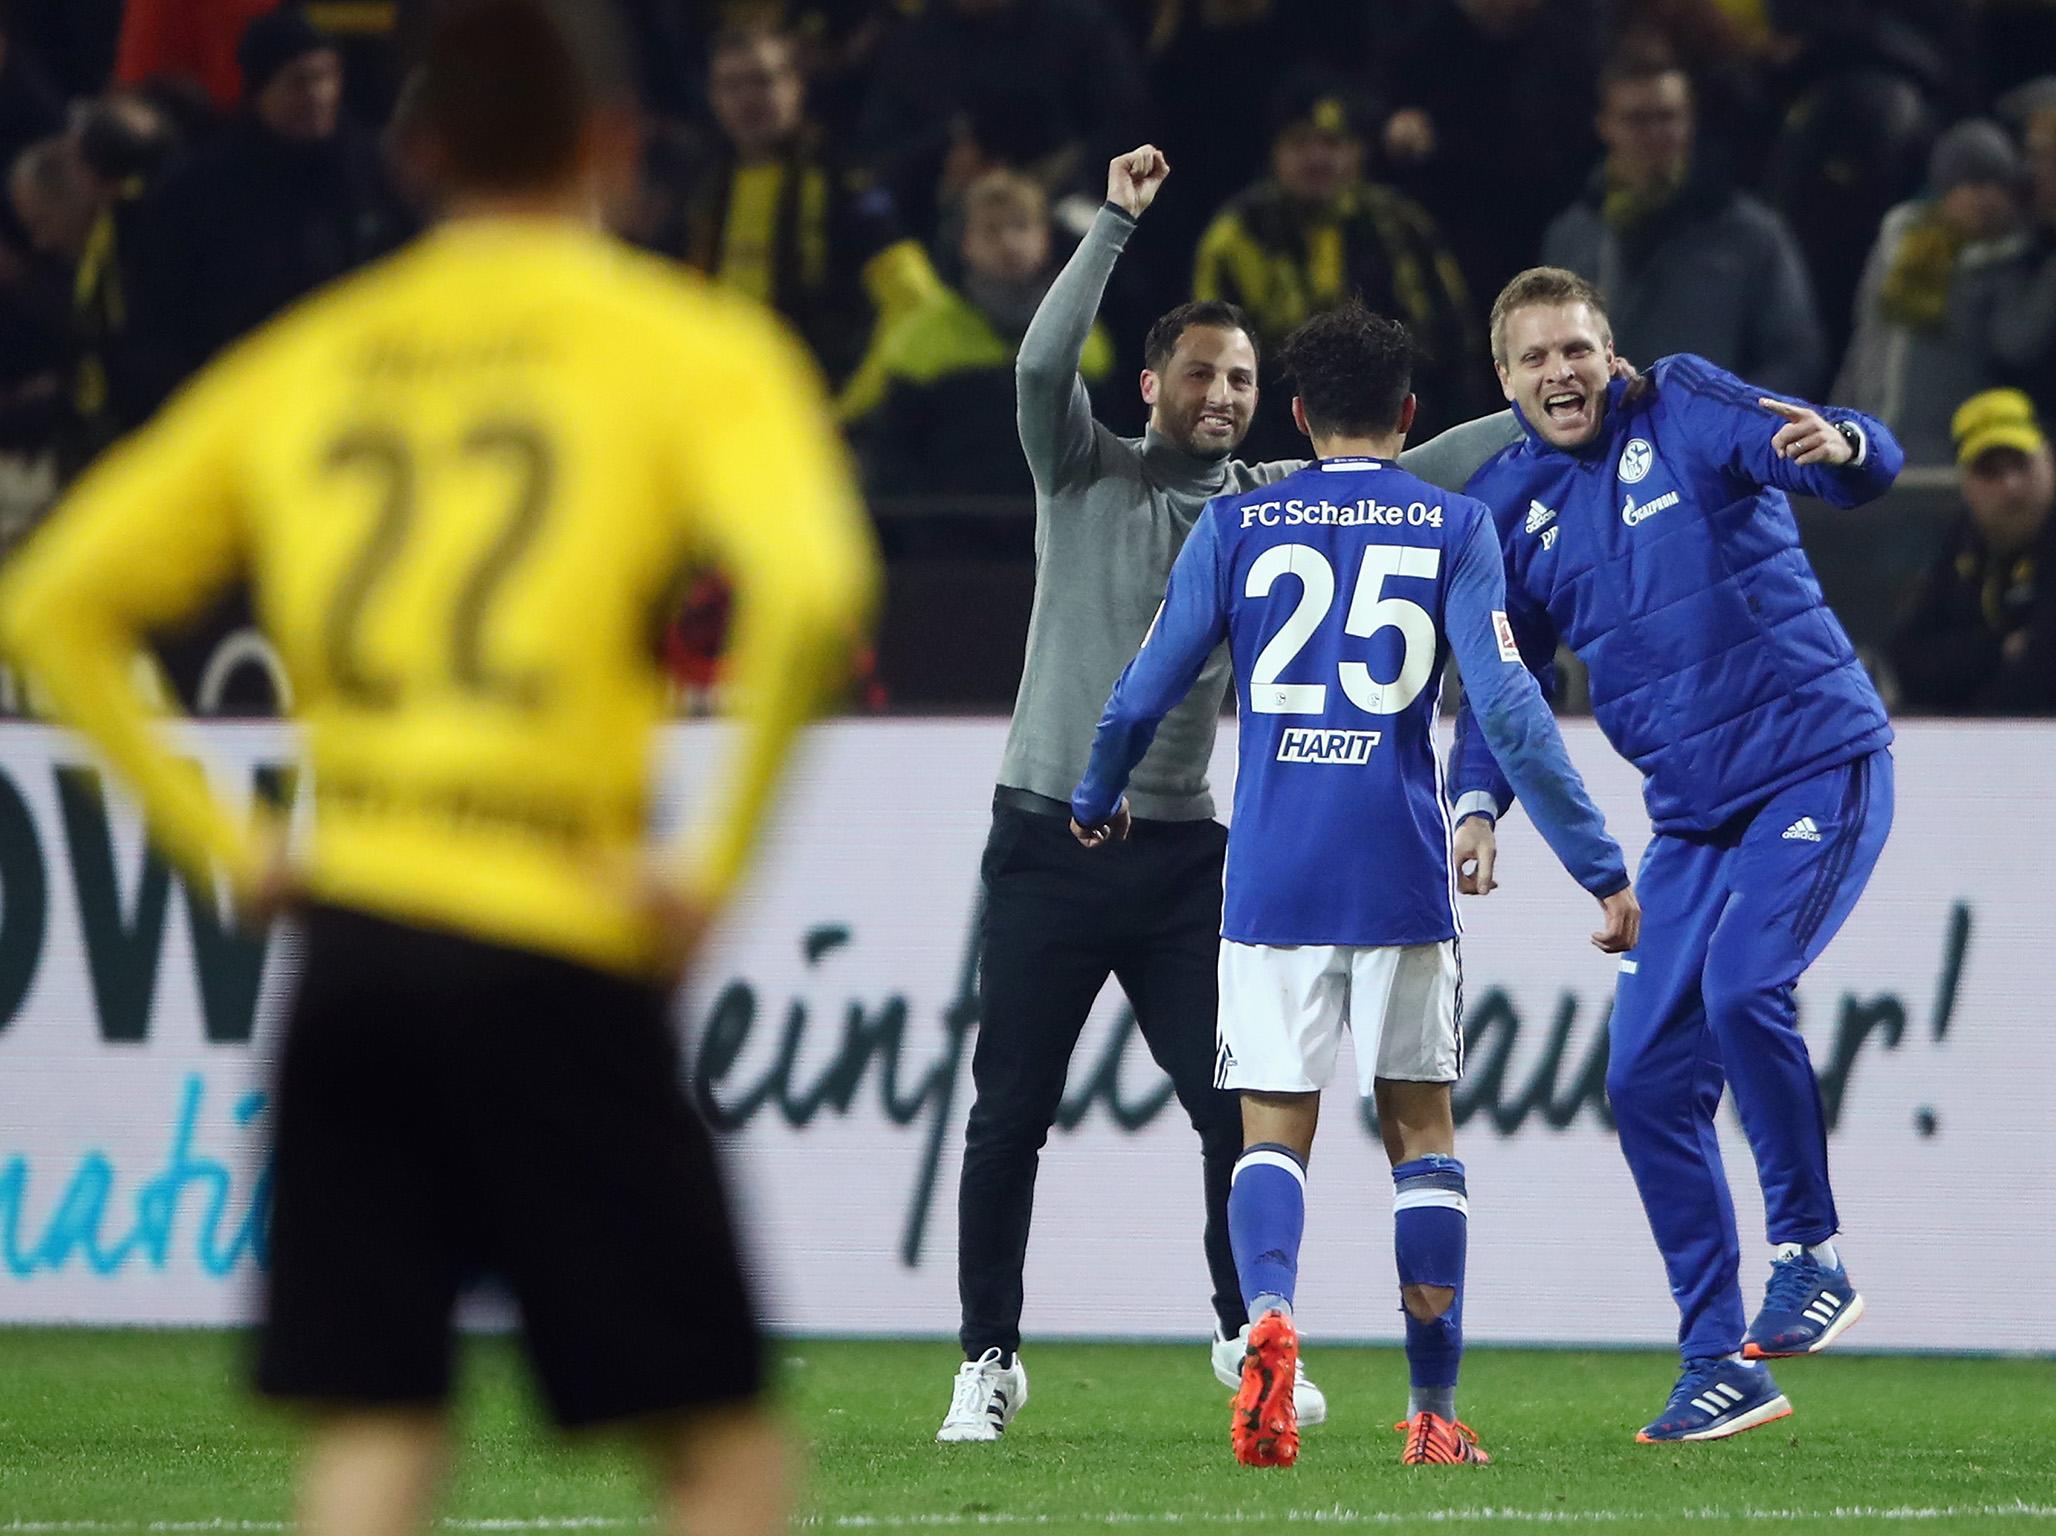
[1169,409,1239,460]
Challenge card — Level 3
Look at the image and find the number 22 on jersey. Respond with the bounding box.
[314,418,556,711]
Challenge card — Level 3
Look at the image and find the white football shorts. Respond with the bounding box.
[1214,939,1461,1095]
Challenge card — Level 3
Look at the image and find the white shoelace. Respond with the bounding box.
[947,1349,1004,1421]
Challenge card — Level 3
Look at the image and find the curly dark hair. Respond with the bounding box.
[1278,300,1415,439]
[1143,300,1258,374]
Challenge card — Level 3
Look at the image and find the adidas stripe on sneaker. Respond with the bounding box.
[1745,1250,1866,1358]
[1637,1358,1792,1443]
[936,1349,1028,1443]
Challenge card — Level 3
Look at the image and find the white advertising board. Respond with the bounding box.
[0,720,2046,1352]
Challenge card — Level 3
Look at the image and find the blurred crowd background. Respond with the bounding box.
[1,0,2052,714]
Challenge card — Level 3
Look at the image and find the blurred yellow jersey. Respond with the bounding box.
[1,219,878,974]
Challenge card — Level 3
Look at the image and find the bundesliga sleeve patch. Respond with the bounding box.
[1493,611,1521,663]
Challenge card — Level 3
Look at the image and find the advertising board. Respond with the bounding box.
[0,721,2044,1352]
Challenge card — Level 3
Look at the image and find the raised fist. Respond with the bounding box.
[1107,145,1170,219]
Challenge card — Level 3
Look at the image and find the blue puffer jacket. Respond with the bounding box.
[1451,356,1900,835]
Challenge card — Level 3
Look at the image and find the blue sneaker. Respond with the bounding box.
[1743,1249,1866,1359]
[1636,1358,1792,1443]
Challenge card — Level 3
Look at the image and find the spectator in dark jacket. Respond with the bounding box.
[1835,120,2033,466]
[125,7,410,408]
[1194,83,1484,456]
[851,169,1112,496]
[855,0,1144,241]
[1889,389,2056,715]
[7,98,180,472]
[661,24,939,396]
[1541,54,1827,396]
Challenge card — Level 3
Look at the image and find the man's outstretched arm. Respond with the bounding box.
[1661,353,1903,507]
[1017,145,1169,493]
[1398,409,1523,493]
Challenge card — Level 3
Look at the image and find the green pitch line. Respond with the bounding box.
[0,1332,2050,1534]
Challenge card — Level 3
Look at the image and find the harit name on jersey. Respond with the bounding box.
[1277,728,1382,764]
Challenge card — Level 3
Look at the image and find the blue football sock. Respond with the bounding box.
[1394,1154,1467,1420]
[1229,1144,1306,1319]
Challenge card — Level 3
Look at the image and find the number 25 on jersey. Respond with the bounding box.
[1246,542,1440,717]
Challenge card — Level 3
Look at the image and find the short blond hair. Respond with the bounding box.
[962,168,1046,225]
[1490,267,1612,364]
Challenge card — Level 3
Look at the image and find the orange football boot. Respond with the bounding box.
[1231,1310,1300,1467]
[1396,1411,1492,1465]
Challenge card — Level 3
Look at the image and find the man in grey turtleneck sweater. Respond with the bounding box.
[937,146,1520,1445]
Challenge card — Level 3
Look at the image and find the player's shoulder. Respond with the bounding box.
[1647,352,1753,408]
[1221,457,1321,506]
[1386,464,1493,545]
[1639,354,1775,451]
[575,242,791,352]
[1461,435,1544,523]
[1226,456,1313,492]
[1199,459,1312,539]
[582,246,838,410]
[1441,485,1497,537]
[180,236,433,400]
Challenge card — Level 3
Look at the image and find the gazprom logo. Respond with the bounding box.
[1622,489,1680,526]
[1278,728,1382,764]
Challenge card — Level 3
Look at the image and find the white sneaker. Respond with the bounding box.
[1212,1324,1327,1427]
[935,1347,1028,1443]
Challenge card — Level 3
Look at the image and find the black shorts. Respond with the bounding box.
[255,904,764,1428]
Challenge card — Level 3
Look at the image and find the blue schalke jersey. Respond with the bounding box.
[1073,457,1627,947]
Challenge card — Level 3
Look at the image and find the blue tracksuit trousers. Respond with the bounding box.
[1607,749,1893,1361]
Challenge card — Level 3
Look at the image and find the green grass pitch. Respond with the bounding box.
[0,1331,2051,1533]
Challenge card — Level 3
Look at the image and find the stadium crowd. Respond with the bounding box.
[1,0,2052,713]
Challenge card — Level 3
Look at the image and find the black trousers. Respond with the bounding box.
[958,795,1246,1358]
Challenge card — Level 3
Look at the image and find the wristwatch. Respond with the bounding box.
[1833,421,1865,464]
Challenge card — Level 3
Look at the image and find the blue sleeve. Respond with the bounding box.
[1070,509,1230,826]
[1662,354,1903,508]
[1448,509,1560,824]
[1444,516,1627,898]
